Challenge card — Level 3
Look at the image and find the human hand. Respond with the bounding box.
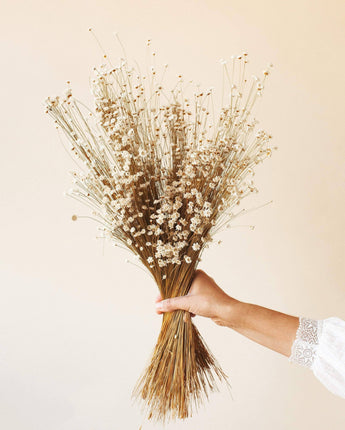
[155,269,240,327]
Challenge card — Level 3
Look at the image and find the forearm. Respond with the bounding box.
[226,300,300,357]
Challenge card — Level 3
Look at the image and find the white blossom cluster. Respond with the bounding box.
[45,50,276,275]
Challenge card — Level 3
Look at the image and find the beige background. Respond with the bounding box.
[1,0,344,429]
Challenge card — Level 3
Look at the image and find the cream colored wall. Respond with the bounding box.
[1,0,344,429]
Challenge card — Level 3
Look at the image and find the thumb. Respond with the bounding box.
[156,295,190,313]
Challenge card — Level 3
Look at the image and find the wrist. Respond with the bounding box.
[221,296,244,329]
[213,296,242,328]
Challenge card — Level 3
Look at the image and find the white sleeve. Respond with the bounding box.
[288,316,345,399]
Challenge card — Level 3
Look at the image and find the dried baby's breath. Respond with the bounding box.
[45,35,276,423]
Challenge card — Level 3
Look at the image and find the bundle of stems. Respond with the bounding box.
[45,36,276,423]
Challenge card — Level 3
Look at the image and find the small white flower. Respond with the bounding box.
[203,208,212,217]
[147,256,154,263]
[190,216,201,226]
[173,200,183,210]
[184,255,192,263]
[192,243,200,251]
[156,214,165,225]
[171,212,179,221]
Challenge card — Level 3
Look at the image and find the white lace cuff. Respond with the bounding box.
[288,315,345,399]
[288,316,324,368]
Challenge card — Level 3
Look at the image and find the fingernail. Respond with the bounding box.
[156,302,163,310]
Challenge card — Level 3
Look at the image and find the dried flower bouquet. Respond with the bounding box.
[45,35,276,423]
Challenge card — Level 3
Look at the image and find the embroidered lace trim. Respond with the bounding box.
[288,317,323,368]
